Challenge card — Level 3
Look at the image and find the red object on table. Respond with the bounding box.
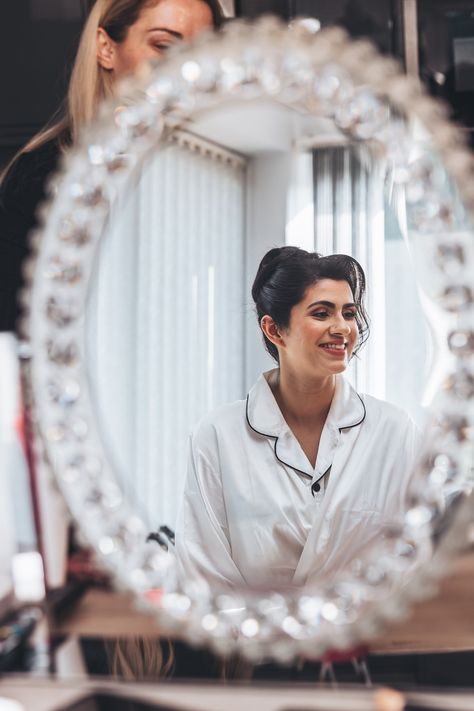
[322,645,369,663]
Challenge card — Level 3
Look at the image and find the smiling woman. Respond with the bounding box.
[174,247,420,591]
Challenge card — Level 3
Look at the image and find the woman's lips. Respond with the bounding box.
[319,343,347,358]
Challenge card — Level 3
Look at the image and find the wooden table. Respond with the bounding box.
[2,677,474,711]
[50,552,474,654]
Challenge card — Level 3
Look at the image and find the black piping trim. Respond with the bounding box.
[337,393,366,433]
[245,390,366,482]
[246,395,312,479]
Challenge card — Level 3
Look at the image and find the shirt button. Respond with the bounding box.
[311,482,321,495]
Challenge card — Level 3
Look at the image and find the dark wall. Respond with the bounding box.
[0,2,85,167]
[418,0,474,133]
[235,0,403,56]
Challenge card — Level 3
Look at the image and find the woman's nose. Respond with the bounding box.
[329,314,351,335]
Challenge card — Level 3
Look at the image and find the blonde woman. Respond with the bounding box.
[0,0,222,332]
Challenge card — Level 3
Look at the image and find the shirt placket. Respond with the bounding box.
[311,425,340,499]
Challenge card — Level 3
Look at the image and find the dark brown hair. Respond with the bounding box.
[252,246,370,363]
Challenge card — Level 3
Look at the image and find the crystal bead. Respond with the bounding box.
[112,518,146,548]
[429,454,460,489]
[17,341,33,360]
[437,415,471,443]
[291,17,321,34]
[240,618,259,638]
[181,61,201,83]
[47,378,81,407]
[438,285,473,312]
[405,505,433,527]
[445,368,474,399]
[161,593,191,615]
[297,595,323,624]
[58,217,91,247]
[46,424,67,443]
[256,59,282,95]
[409,197,453,232]
[335,90,390,140]
[406,159,435,204]
[448,329,474,356]
[63,454,101,484]
[321,601,339,622]
[313,65,353,117]
[216,593,244,612]
[281,615,303,639]
[435,243,465,276]
[98,536,117,555]
[62,458,83,484]
[46,296,79,328]
[201,614,218,632]
[145,77,174,105]
[129,568,148,590]
[279,53,313,99]
[47,339,79,367]
[114,105,157,139]
[106,153,129,173]
[71,181,108,208]
[44,256,82,285]
[85,484,121,511]
[49,418,87,443]
[219,57,246,93]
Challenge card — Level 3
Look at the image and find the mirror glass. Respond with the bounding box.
[84,99,439,593]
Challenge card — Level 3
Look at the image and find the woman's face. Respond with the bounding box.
[278,279,359,379]
[98,0,214,78]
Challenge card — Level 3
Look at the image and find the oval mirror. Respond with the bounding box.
[24,19,474,662]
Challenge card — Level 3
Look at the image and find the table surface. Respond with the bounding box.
[2,676,474,711]
[49,552,474,654]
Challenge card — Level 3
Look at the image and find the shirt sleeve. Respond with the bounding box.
[174,427,246,591]
[0,142,60,331]
[396,413,424,514]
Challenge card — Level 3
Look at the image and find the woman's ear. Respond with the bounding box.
[97,27,116,70]
[260,316,285,348]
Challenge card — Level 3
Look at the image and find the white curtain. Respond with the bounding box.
[311,145,427,422]
[86,136,246,531]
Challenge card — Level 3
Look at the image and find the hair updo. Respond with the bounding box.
[251,246,370,363]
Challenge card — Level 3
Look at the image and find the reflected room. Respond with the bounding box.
[1,0,474,708]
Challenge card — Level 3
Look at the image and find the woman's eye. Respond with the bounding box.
[313,311,329,319]
[153,43,172,52]
[344,311,357,320]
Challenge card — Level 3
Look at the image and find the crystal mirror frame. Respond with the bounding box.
[21,18,474,662]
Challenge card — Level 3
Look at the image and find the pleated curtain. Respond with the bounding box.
[86,137,246,530]
[312,145,427,420]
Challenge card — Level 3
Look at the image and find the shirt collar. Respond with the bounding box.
[246,369,366,477]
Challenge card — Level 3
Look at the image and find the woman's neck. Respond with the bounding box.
[268,367,336,429]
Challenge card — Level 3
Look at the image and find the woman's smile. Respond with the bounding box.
[319,340,348,358]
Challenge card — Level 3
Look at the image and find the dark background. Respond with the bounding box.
[0,0,473,163]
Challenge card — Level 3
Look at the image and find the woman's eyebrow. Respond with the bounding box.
[306,300,356,310]
[146,28,183,39]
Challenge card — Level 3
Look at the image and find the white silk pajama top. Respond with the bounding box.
[175,370,420,591]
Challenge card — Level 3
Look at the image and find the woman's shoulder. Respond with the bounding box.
[360,392,416,431]
[190,398,247,442]
[1,138,62,204]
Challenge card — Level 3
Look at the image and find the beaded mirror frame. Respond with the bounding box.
[22,19,474,662]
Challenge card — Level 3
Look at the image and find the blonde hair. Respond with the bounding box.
[15,0,152,157]
[107,637,175,680]
[107,637,254,681]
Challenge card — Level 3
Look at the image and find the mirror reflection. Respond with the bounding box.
[175,248,421,590]
[85,100,431,592]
